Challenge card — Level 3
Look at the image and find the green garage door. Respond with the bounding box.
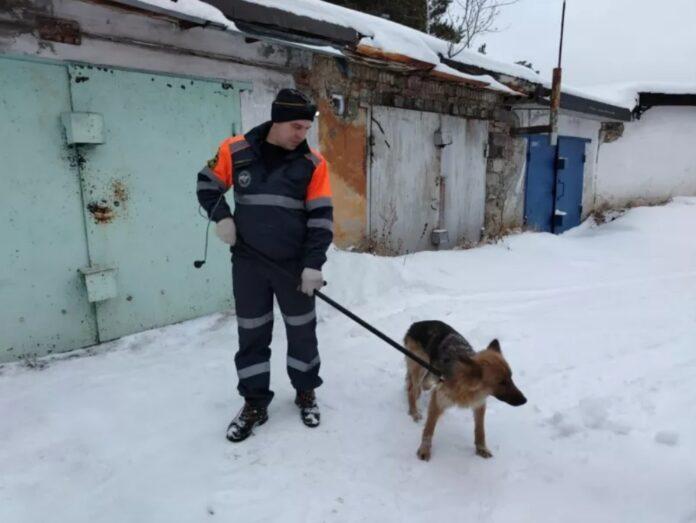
[0,56,247,361]
[0,57,97,361]
[68,64,246,342]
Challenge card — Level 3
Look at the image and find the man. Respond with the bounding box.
[196,89,333,442]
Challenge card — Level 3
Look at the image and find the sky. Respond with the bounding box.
[460,0,696,87]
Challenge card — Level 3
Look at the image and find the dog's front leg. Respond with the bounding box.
[406,363,424,422]
[417,390,444,461]
[473,404,493,458]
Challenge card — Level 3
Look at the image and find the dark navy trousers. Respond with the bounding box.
[232,253,322,408]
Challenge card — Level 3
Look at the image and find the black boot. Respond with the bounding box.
[226,402,268,442]
[295,390,320,428]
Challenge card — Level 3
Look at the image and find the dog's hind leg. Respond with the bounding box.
[417,389,446,461]
[406,358,425,422]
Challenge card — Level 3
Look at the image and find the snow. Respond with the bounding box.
[251,0,441,65]
[529,79,696,114]
[419,32,541,83]
[2,198,696,523]
[432,63,522,95]
[250,0,542,82]
[582,82,696,111]
[555,82,638,110]
[117,0,239,31]
[116,0,541,89]
[112,1,696,108]
[525,78,639,111]
[245,0,358,30]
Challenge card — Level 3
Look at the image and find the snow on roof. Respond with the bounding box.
[418,32,541,83]
[117,0,239,30]
[252,0,443,65]
[580,82,696,110]
[433,63,523,95]
[251,0,542,83]
[117,0,541,92]
[542,82,637,111]
[113,0,696,115]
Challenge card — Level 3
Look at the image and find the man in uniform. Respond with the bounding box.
[196,89,333,442]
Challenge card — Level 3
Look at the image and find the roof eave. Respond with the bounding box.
[203,0,361,47]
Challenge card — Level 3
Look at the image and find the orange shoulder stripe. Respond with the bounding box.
[306,149,332,201]
[210,135,248,189]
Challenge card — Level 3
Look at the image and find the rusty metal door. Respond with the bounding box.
[440,115,488,245]
[369,106,440,254]
[68,65,246,342]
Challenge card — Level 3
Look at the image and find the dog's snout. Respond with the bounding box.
[498,394,526,406]
[495,388,527,407]
[510,394,527,406]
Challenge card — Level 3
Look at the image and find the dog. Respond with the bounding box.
[403,320,526,461]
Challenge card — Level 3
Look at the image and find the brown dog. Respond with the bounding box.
[404,320,526,461]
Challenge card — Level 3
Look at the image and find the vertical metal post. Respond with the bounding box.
[550,0,567,232]
[550,0,567,147]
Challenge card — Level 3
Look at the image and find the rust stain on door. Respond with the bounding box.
[87,179,129,224]
[87,202,114,224]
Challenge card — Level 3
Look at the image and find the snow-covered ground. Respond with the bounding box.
[2,199,696,523]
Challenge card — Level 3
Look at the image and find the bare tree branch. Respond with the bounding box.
[446,0,519,58]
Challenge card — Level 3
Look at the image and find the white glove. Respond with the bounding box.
[215,217,236,245]
[300,268,323,296]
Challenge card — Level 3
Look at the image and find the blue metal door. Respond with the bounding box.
[523,135,556,232]
[523,135,588,234]
[554,137,588,234]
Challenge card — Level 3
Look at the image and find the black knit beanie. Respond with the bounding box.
[271,88,317,123]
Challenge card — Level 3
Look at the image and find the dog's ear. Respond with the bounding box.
[457,354,482,379]
[487,339,502,353]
